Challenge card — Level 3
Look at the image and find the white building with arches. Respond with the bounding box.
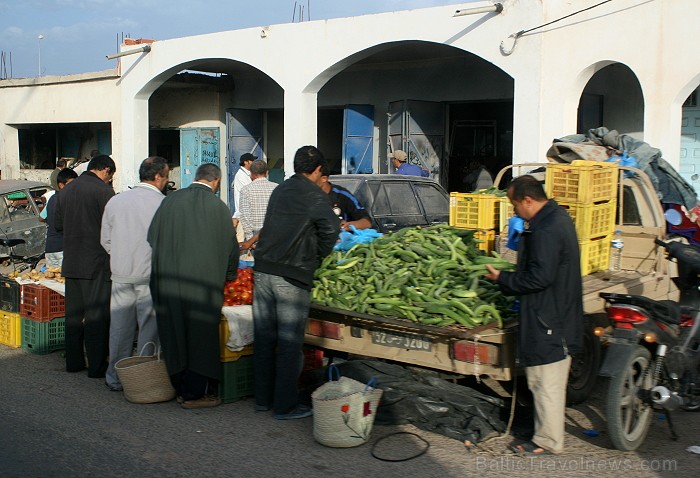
[1,0,699,205]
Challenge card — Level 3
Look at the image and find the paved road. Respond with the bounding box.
[0,346,698,477]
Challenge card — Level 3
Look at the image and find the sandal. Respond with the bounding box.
[509,440,552,456]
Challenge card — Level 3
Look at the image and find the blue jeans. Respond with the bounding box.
[253,272,310,414]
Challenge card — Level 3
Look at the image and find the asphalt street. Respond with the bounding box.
[0,346,698,478]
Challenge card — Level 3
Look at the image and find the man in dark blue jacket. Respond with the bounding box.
[253,146,339,420]
[55,155,116,378]
[485,175,583,455]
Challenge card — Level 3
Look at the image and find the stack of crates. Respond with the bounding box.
[219,315,255,404]
[0,278,21,348]
[449,192,510,254]
[20,284,66,354]
[545,160,619,274]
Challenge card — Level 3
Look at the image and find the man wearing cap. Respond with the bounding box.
[232,152,257,227]
[389,150,430,177]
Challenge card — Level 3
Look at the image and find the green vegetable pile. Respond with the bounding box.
[312,224,516,329]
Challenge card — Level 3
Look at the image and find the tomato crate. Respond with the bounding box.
[449,193,500,230]
[546,160,619,203]
[0,311,21,348]
[580,235,612,275]
[219,354,254,404]
[0,277,20,313]
[560,200,617,241]
[21,317,65,355]
[303,346,324,372]
[20,284,65,322]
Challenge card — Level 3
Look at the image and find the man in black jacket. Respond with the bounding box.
[485,175,583,455]
[55,155,116,378]
[253,146,339,420]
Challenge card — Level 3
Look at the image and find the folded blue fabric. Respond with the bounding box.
[506,216,525,251]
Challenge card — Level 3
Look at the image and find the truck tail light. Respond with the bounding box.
[607,305,649,325]
[452,340,498,365]
[307,319,342,340]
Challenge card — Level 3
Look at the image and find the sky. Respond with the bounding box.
[0,0,473,79]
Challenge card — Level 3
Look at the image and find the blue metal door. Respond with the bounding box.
[180,128,220,190]
[342,104,374,174]
[387,100,444,185]
[226,109,263,213]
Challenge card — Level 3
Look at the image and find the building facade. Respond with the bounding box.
[1,0,699,205]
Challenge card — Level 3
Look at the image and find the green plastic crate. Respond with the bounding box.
[219,355,254,404]
[21,317,65,355]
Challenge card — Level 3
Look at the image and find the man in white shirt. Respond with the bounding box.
[231,153,256,227]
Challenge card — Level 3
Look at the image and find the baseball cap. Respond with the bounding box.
[389,150,407,162]
[240,153,258,165]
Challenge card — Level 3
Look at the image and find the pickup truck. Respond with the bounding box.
[305,164,675,404]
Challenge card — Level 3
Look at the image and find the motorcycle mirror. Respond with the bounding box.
[664,208,682,226]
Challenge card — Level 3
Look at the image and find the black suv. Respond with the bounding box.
[329,174,449,233]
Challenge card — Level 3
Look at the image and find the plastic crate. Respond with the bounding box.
[498,200,515,232]
[449,193,500,229]
[219,354,255,404]
[580,235,612,275]
[474,229,496,254]
[546,160,619,203]
[0,311,21,348]
[219,314,254,362]
[0,277,20,313]
[20,284,65,322]
[21,316,65,354]
[560,200,617,241]
[303,346,324,372]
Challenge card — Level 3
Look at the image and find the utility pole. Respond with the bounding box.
[37,34,44,76]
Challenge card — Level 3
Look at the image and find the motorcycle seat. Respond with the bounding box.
[657,300,681,325]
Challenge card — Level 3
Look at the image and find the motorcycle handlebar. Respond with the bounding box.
[654,238,667,248]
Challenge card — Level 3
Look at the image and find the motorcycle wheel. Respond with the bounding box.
[606,346,654,451]
[681,397,700,411]
[566,319,601,405]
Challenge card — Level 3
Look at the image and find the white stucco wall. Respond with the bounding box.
[2,0,700,191]
[0,72,119,181]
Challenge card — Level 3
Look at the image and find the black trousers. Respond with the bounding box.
[65,272,111,378]
[171,370,217,401]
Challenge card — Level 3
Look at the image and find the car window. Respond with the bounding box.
[371,183,391,216]
[3,190,37,222]
[383,182,421,215]
[414,183,448,215]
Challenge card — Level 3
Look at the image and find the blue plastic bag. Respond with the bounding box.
[506,216,525,251]
[606,151,638,178]
[333,225,383,251]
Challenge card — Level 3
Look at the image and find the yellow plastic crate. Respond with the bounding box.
[219,316,254,363]
[580,235,612,275]
[0,311,21,348]
[498,199,515,232]
[560,200,617,241]
[474,229,496,254]
[546,160,619,203]
[449,193,500,229]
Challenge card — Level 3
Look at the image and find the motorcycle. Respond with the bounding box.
[597,238,700,451]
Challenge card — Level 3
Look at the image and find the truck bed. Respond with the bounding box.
[305,304,517,381]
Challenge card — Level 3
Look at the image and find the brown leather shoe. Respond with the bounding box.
[181,396,222,409]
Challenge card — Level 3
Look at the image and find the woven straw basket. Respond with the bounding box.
[311,369,383,448]
[115,342,176,404]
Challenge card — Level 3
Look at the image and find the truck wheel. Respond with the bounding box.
[566,320,601,405]
[606,346,654,451]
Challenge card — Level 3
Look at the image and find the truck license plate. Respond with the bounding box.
[371,331,432,351]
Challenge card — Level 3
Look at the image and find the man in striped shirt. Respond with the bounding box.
[239,160,278,250]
